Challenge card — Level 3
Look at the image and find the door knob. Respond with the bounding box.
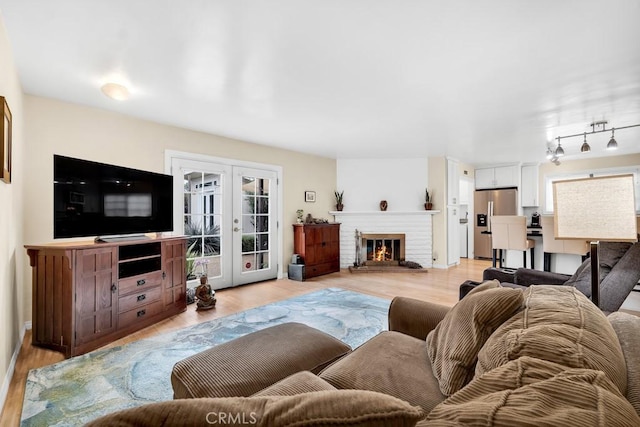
[234,227,240,232]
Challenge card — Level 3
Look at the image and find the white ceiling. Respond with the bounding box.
[1,0,640,165]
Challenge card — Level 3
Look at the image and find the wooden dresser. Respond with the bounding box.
[293,223,340,279]
[25,236,187,358]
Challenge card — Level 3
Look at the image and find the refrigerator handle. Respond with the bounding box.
[487,201,493,232]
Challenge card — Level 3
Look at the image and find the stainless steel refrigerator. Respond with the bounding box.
[474,188,518,259]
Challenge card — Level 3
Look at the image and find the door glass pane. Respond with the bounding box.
[240,174,271,272]
[184,170,223,282]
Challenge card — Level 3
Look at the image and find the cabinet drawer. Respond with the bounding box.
[306,261,339,278]
[118,299,164,326]
[118,271,162,295]
[118,286,162,314]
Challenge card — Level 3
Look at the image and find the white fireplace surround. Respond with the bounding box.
[330,210,439,268]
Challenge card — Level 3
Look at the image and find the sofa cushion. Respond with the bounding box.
[608,311,640,417]
[426,356,640,426]
[319,331,446,414]
[171,322,351,399]
[86,390,425,427]
[564,241,632,297]
[426,281,524,396]
[252,371,336,397]
[476,285,628,395]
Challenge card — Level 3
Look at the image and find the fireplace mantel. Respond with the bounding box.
[328,210,440,216]
[330,211,437,268]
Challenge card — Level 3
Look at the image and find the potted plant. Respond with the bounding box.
[425,189,433,210]
[334,191,344,211]
[296,209,304,223]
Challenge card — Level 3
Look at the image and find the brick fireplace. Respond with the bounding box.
[331,210,437,268]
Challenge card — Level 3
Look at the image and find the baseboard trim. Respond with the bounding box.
[0,321,30,419]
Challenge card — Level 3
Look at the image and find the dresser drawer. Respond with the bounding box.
[118,271,162,295]
[118,286,162,314]
[118,299,164,326]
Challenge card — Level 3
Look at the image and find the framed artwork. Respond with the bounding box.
[305,191,316,202]
[1,96,11,184]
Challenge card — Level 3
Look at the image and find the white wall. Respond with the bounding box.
[336,158,428,211]
[0,12,25,413]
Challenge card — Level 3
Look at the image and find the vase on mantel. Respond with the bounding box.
[424,202,433,210]
[380,200,388,211]
[336,203,344,211]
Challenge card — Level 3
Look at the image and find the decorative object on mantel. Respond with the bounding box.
[334,190,344,211]
[304,191,316,202]
[296,209,304,223]
[424,188,433,210]
[1,96,12,184]
[379,200,388,211]
[546,120,640,166]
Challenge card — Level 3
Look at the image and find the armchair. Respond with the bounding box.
[463,241,640,313]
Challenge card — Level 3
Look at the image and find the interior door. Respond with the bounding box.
[232,167,278,285]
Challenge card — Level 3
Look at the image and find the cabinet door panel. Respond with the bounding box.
[75,248,117,344]
[162,240,186,307]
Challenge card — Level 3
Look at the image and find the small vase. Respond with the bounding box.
[336,203,344,211]
[425,202,433,210]
[380,200,388,211]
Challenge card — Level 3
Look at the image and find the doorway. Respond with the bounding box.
[168,153,281,290]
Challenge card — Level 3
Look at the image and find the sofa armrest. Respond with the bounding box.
[514,268,571,287]
[388,296,450,341]
[482,267,517,283]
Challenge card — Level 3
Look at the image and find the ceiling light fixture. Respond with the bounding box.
[580,133,591,153]
[607,128,618,150]
[546,120,639,164]
[101,82,130,101]
[554,138,565,156]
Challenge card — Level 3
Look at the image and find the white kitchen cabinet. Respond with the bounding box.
[475,165,519,189]
[521,164,539,207]
[459,178,470,205]
[447,206,460,265]
[447,158,460,205]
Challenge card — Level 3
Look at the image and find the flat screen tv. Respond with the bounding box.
[54,155,173,239]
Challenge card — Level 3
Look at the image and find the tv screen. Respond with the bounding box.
[54,155,173,239]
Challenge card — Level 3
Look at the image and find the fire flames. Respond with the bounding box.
[375,245,389,261]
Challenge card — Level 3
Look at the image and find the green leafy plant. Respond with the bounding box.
[184,221,221,257]
[425,189,433,203]
[334,191,344,205]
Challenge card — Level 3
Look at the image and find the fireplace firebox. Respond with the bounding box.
[360,233,405,266]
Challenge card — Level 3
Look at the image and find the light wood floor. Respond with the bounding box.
[0,258,489,426]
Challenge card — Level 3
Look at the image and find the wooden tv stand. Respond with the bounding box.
[25,235,187,358]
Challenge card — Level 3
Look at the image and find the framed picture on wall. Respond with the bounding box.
[305,191,316,202]
[1,96,12,184]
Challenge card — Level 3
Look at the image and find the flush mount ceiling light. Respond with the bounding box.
[101,82,130,101]
[546,120,639,165]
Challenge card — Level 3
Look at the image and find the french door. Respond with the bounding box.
[172,158,279,289]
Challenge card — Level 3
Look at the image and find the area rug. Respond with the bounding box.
[21,287,390,426]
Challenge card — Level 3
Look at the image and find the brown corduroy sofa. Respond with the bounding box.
[88,283,640,426]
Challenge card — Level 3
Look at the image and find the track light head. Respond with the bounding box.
[580,133,591,153]
[607,129,618,150]
[554,138,565,157]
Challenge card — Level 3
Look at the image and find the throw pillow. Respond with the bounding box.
[476,285,628,396]
[86,390,425,427]
[426,281,523,396]
[608,311,640,417]
[427,356,640,426]
[564,241,632,297]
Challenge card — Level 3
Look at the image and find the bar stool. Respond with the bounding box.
[541,215,588,272]
[491,215,535,269]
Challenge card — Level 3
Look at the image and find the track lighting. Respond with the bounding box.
[580,133,591,153]
[607,128,618,150]
[546,120,639,164]
[554,138,564,156]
